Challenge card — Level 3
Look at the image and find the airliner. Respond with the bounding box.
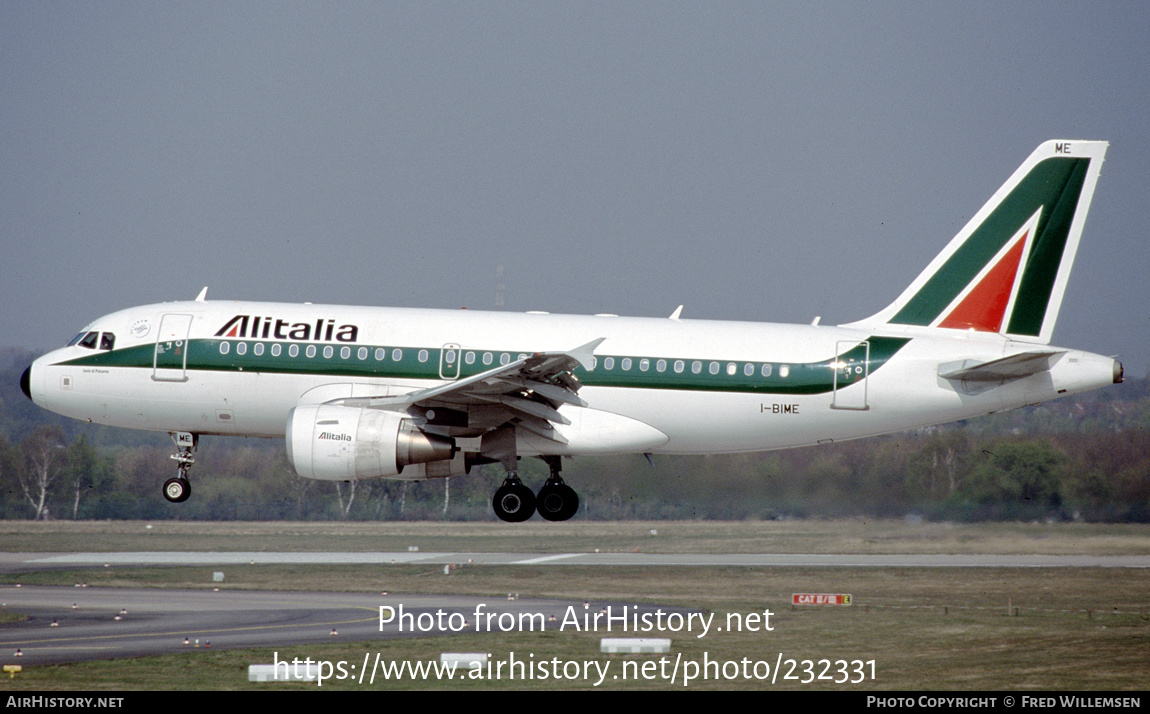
[20,140,1122,521]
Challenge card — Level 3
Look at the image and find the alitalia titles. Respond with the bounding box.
[317,432,351,441]
[215,315,360,343]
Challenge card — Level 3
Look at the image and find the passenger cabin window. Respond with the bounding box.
[99,333,115,351]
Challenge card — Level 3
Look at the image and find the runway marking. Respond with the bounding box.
[512,553,584,564]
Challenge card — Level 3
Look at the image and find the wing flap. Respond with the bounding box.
[326,339,603,427]
[523,379,589,408]
[513,414,570,444]
[490,394,572,425]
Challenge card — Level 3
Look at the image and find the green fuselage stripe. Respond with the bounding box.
[58,337,910,396]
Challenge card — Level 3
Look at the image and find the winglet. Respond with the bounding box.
[195,287,208,302]
[669,305,684,320]
[569,338,606,370]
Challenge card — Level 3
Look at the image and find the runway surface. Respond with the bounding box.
[1,550,1146,666]
[0,585,684,666]
[5,551,1150,569]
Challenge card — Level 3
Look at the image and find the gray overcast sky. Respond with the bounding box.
[3,2,1147,375]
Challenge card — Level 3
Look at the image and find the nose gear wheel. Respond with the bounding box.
[163,477,191,503]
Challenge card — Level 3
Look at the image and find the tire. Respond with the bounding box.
[493,483,535,522]
[163,477,190,503]
[537,483,579,521]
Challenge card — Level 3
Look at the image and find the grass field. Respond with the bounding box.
[1,520,1147,691]
[4,518,1150,555]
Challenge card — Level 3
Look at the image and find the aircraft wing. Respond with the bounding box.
[331,338,606,444]
[938,350,1064,384]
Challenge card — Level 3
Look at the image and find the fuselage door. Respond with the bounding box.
[154,314,194,382]
[831,340,869,410]
[439,343,462,380]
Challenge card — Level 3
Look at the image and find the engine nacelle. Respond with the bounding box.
[286,404,457,481]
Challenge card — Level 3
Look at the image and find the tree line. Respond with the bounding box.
[2,347,1147,522]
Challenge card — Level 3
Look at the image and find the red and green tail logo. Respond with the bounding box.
[852,141,1107,344]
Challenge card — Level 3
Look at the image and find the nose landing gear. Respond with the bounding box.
[164,432,196,503]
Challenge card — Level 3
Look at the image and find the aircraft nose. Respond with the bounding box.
[20,364,32,401]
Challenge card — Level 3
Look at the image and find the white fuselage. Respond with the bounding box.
[26,300,1119,457]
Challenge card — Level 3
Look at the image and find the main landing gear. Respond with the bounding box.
[492,455,579,522]
[164,432,197,503]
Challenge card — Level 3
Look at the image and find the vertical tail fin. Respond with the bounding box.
[847,140,1107,344]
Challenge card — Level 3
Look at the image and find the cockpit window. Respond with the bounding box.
[67,332,86,347]
[100,332,115,351]
[78,332,99,349]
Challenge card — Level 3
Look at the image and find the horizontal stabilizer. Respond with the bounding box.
[939,350,1063,383]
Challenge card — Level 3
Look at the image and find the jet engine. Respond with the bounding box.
[286,404,458,480]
